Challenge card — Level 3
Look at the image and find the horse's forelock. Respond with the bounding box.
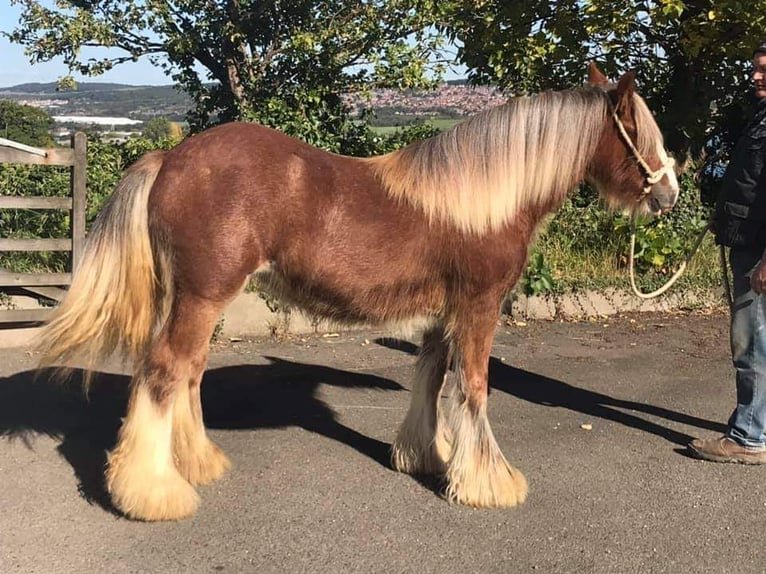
[632,93,670,163]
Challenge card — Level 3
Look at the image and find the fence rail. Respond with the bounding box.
[0,133,86,325]
[0,197,73,209]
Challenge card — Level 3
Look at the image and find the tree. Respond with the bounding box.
[0,100,55,147]
[142,117,181,141]
[7,1,446,152]
[443,0,766,166]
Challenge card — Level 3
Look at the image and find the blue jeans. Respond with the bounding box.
[727,248,766,449]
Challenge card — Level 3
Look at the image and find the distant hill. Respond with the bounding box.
[0,82,191,122]
[0,82,163,94]
[0,80,501,126]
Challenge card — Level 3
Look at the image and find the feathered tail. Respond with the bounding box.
[37,151,172,375]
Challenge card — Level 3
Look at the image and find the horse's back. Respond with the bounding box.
[144,123,438,312]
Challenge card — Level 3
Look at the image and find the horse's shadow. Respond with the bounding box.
[378,338,726,446]
[0,357,401,513]
[0,339,725,515]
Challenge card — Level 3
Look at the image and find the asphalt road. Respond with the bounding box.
[1,310,764,574]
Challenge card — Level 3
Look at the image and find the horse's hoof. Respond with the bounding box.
[107,465,200,521]
[445,458,528,508]
[391,442,447,476]
[176,439,232,486]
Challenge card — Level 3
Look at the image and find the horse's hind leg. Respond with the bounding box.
[392,325,451,475]
[106,292,225,521]
[172,309,231,485]
[444,309,528,508]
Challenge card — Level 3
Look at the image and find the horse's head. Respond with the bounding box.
[585,63,679,217]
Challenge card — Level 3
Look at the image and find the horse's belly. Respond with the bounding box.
[251,266,442,327]
[251,268,375,324]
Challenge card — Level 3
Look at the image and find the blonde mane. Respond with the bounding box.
[366,86,663,234]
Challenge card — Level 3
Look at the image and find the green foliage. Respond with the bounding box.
[544,184,615,254]
[522,251,554,296]
[532,166,715,293]
[364,121,442,155]
[0,135,178,273]
[614,217,685,274]
[0,100,54,146]
[0,162,71,272]
[142,118,177,142]
[442,0,766,166]
[615,167,711,274]
[211,317,224,343]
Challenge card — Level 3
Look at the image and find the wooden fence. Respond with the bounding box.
[0,133,86,324]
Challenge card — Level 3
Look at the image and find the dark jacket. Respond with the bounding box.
[714,99,766,250]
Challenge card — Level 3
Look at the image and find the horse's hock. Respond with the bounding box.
[0,133,87,331]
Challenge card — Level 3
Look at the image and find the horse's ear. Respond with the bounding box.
[615,70,636,109]
[587,62,609,86]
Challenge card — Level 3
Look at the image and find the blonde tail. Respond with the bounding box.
[37,151,171,376]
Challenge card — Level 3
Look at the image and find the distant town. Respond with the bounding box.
[343,84,506,118]
[0,81,507,141]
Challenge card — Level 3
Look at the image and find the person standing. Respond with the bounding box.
[689,43,766,463]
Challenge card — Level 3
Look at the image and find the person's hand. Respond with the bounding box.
[751,259,766,294]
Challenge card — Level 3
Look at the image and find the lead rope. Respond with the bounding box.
[719,245,733,307]
[628,220,710,299]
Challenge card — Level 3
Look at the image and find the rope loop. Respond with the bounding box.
[628,221,709,299]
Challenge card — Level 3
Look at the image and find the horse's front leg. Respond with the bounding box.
[444,307,528,508]
[391,324,452,475]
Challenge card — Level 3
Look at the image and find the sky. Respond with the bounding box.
[0,2,177,87]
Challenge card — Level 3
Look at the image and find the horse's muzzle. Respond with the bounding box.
[648,183,679,215]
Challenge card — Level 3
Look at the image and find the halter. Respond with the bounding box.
[607,97,675,198]
[605,93,689,300]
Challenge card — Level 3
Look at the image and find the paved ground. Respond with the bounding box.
[1,310,764,574]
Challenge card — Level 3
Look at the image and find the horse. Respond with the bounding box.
[36,63,678,521]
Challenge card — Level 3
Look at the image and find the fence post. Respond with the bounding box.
[70,132,87,271]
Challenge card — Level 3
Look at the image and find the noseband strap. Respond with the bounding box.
[608,99,675,197]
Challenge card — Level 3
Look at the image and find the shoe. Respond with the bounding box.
[688,435,766,465]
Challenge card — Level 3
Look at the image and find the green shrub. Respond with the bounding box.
[522,251,554,296]
[529,166,716,295]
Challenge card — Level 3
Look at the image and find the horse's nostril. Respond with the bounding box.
[651,185,679,212]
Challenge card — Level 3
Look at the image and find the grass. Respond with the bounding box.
[371,118,461,135]
[532,231,723,295]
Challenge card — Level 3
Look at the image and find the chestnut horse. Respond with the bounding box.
[37,63,678,521]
